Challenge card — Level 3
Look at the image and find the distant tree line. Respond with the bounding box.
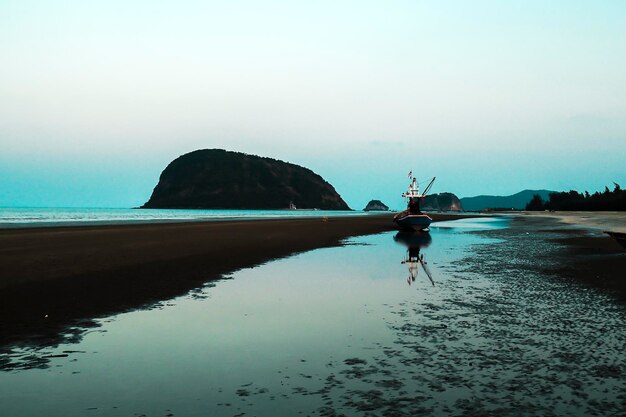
[525,183,626,211]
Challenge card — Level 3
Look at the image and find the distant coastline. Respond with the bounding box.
[0,207,371,229]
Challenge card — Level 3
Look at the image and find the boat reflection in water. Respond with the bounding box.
[394,231,434,286]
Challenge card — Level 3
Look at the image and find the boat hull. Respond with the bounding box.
[394,214,432,231]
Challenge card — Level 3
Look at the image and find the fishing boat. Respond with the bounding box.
[393,175,436,231]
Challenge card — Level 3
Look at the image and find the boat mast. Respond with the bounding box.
[402,176,421,202]
[402,176,436,202]
[400,176,436,215]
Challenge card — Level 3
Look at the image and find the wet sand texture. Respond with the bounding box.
[523,211,626,233]
[475,215,626,299]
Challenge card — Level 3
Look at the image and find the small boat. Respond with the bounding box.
[393,175,436,231]
[604,231,626,249]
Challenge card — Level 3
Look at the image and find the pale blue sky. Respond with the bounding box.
[1,0,625,209]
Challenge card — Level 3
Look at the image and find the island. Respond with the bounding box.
[421,193,463,211]
[363,200,389,211]
[142,149,350,210]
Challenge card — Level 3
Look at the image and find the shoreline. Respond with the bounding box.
[522,211,626,233]
[471,214,626,300]
[522,213,626,292]
[2,212,623,365]
[0,207,392,230]
[0,213,471,351]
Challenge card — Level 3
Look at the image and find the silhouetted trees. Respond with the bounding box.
[526,183,626,211]
[525,194,546,211]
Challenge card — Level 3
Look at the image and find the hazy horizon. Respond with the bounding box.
[1,1,625,210]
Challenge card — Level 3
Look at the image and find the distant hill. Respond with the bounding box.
[142,149,350,210]
[460,190,554,211]
[422,193,463,211]
[363,200,389,211]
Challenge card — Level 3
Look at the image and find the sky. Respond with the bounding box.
[1,0,625,210]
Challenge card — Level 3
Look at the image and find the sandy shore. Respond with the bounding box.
[521,212,626,269]
[0,213,470,348]
[522,211,626,233]
[496,214,626,300]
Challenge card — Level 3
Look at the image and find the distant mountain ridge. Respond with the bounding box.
[142,149,350,210]
[460,189,554,211]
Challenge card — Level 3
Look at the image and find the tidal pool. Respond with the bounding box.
[1,218,624,416]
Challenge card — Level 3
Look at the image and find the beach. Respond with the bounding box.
[3,2,624,414]
[523,211,626,233]
[0,213,473,348]
[1,214,624,417]
[475,213,626,299]
[1,211,624,353]
[1,211,623,351]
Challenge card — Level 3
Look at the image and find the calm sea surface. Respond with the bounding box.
[0,218,624,416]
[0,207,372,228]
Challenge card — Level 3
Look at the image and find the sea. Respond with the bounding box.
[1,217,624,417]
[0,207,372,228]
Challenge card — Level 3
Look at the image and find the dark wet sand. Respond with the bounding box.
[476,215,626,300]
[0,213,470,348]
[551,231,626,299]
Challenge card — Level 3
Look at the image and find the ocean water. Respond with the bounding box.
[1,218,624,416]
[0,207,372,228]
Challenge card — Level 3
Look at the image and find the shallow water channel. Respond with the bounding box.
[1,218,624,416]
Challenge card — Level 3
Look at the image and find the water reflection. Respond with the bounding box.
[1,220,625,417]
[394,231,434,286]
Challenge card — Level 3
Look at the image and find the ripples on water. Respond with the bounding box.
[0,218,624,417]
